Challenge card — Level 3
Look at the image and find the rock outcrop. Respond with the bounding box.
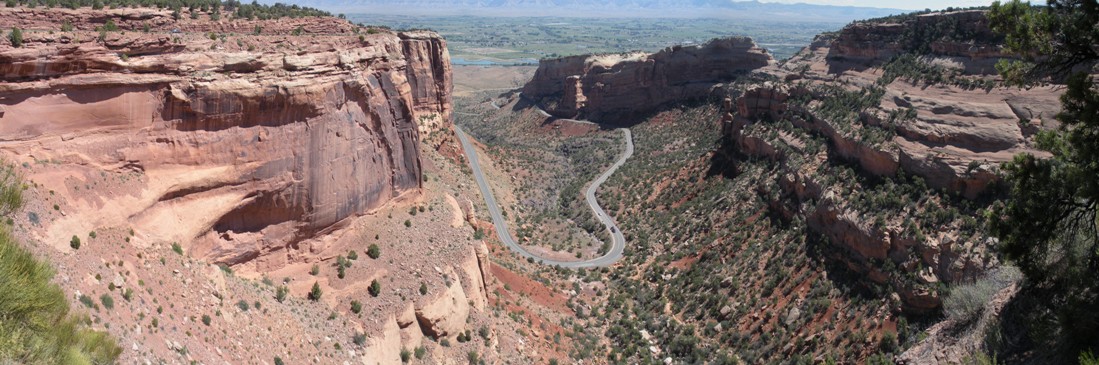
[733,10,1061,200]
[827,10,1011,74]
[0,7,451,268]
[522,37,774,123]
[715,10,1061,312]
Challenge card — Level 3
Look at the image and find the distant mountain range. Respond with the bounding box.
[282,0,906,22]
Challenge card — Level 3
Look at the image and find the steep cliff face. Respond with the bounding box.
[0,8,452,268]
[827,10,1011,74]
[716,10,1061,313]
[522,37,774,123]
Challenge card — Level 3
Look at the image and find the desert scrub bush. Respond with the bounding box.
[368,280,381,297]
[274,356,285,365]
[353,333,367,346]
[309,282,322,301]
[944,266,1022,324]
[400,348,411,362]
[0,223,121,362]
[0,164,17,207]
[414,346,426,359]
[171,242,183,255]
[347,250,358,260]
[350,300,362,314]
[7,27,22,48]
[367,244,381,259]
[236,300,249,311]
[99,293,114,310]
[310,264,320,275]
[69,235,80,249]
[275,285,289,303]
[201,314,211,326]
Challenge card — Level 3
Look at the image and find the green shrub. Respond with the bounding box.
[8,27,22,48]
[276,285,289,303]
[309,282,322,301]
[274,356,285,365]
[171,242,183,255]
[944,267,1021,324]
[236,300,249,311]
[403,219,411,228]
[367,244,381,259]
[88,231,96,239]
[78,294,95,309]
[400,348,411,362]
[368,280,380,297]
[70,235,81,249]
[414,346,426,359]
[201,314,211,326]
[310,264,319,275]
[353,333,366,346]
[350,300,362,314]
[419,282,428,295]
[99,293,114,310]
[347,250,358,260]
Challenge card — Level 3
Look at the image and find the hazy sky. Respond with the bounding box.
[764,0,998,10]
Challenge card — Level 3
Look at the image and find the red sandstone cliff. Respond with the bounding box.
[826,10,1012,74]
[720,10,1062,313]
[0,7,452,268]
[521,37,774,122]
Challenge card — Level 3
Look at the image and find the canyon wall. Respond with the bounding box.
[827,10,1011,74]
[0,8,452,268]
[522,37,774,123]
[719,10,1062,312]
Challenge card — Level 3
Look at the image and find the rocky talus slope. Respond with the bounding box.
[521,37,774,123]
[1,7,503,364]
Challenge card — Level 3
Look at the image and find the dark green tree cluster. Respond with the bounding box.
[6,0,329,19]
[987,0,1099,359]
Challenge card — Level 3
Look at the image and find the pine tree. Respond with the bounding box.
[988,0,1099,358]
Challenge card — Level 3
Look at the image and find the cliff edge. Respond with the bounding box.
[0,6,452,268]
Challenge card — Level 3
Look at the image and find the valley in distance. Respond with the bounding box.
[0,0,1096,364]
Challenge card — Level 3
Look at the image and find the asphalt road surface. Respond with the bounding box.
[455,113,633,268]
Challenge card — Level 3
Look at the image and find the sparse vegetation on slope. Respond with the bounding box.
[0,162,121,364]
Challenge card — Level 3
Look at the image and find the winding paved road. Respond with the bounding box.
[455,98,633,268]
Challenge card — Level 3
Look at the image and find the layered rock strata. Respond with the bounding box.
[0,8,452,268]
[522,37,774,122]
[719,10,1062,312]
